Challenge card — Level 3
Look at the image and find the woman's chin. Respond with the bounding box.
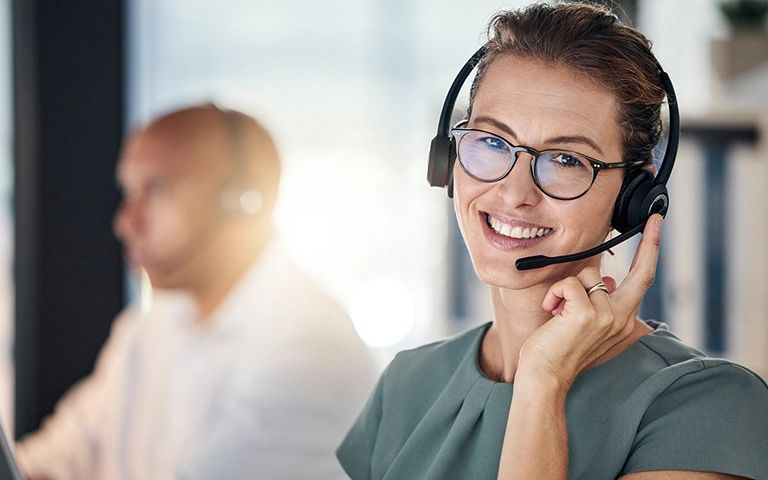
[474,258,591,292]
[474,263,539,290]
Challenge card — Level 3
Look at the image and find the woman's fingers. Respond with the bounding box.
[532,271,618,381]
[541,213,663,327]
[576,269,614,323]
[543,269,613,316]
[550,298,567,317]
[542,276,586,314]
[615,214,663,306]
[527,218,663,383]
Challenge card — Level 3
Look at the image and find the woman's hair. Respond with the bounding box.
[469,2,667,166]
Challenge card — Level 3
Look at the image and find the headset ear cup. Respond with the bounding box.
[612,170,653,233]
[446,139,457,198]
[428,135,452,189]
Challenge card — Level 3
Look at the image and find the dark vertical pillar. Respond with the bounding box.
[12,0,125,437]
[703,142,728,353]
[679,124,759,355]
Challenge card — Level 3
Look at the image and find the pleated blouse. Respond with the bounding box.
[338,322,768,480]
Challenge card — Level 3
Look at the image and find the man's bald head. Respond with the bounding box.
[114,104,281,294]
[135,104,281,216]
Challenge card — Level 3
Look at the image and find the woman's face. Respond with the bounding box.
[454,55,626,290]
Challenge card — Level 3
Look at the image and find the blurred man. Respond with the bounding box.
[16,104,376,480]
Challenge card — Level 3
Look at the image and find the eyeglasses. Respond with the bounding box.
[451,127,645,200]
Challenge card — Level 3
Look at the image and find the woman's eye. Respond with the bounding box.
[481,136,506,150]
[552,152,585,168]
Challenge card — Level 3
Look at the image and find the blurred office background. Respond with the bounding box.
[1,0,767,439]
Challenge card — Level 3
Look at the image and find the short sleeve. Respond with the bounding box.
[622,362,768,479]
[336,371,385,480]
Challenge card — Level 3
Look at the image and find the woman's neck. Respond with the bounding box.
[480,285,553,383]
[479,283,653,384]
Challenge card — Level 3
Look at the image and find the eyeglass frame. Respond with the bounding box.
[450,125,647,200]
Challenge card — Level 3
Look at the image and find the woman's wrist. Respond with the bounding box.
[513,364,573,401]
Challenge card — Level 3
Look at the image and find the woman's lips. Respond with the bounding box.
[487,214,552,239]
[481,212,553,250]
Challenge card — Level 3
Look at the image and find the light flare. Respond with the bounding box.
[348,277,415,349]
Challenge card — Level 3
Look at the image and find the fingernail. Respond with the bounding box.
[655,216,663,230]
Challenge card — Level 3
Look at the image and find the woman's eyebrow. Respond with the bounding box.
[472,116,518,139]
[545,135,604,156]
[472,115,604,156]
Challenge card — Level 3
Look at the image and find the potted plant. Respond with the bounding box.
[719,0,768,33]
[712,0,768,80]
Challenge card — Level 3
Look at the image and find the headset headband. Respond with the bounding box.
[428,46,679,190]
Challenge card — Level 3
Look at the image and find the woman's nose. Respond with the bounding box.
[494,153,542,206]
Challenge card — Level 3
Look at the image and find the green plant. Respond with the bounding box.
[719,0,768,32]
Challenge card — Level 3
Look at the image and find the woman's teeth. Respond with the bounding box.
[487,215,551,239]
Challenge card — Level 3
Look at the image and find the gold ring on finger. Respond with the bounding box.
[586,281,609,296]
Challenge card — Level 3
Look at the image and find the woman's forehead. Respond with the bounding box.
[470,56,621,153]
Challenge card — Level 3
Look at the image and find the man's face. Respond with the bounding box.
[113,123,230,289]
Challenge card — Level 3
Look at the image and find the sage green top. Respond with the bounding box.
[338,322,768,480]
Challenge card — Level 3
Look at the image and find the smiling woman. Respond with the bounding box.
[454,59,631,290]
[336,3,768,480]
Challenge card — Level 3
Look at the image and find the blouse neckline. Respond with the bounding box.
[469,320,667,386]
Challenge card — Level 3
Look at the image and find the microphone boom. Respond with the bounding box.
[515,222,646,271]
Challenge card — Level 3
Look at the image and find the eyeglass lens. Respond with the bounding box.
[455,130,595,199]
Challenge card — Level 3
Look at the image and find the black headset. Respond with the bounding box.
[427,46,679,270]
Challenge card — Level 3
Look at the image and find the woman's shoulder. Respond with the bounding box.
[376,322,491,400]
[386,322,489,373]
[567,322,768,478]
[633,321,715,366]
[616,324,768,478]
[642,323,768,407]
[576,321,768,421]
[633,322,768,391]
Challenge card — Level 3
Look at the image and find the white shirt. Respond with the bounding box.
[16,238,377,480]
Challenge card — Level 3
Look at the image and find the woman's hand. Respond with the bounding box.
[517,213,664,390]
[497,214,664,480]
